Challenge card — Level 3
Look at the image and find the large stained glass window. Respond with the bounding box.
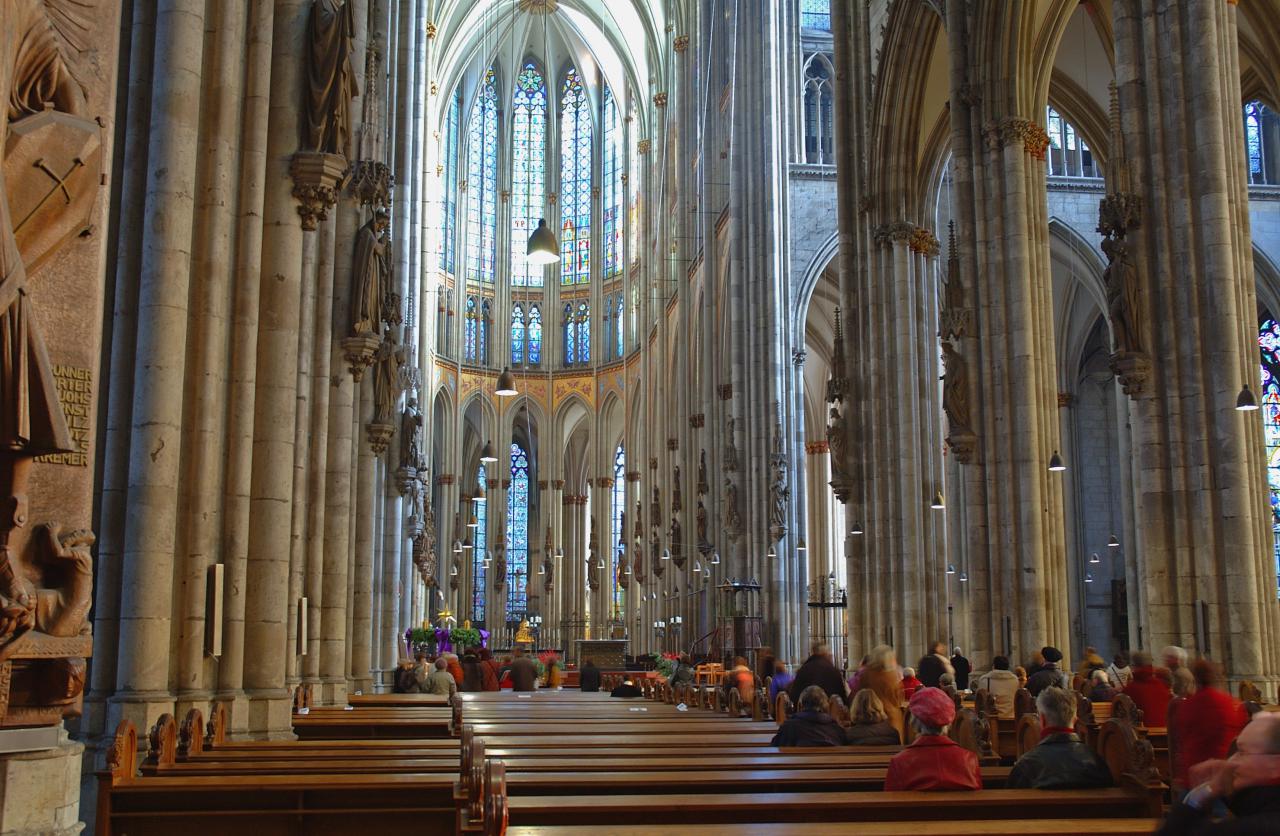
[1259,317,1280,596]
[563,303,575,365]
[512,62,547,286]
[464,296,478,362]
[506,443,531,618]
[466,68,499,284]
[511,303,526,365]
[801,0,830,30]
[615,294,624,358]
[473,464,488,623]
[611,445,625,616]
[602,87,623,277]
[560,67,593,284]
[1246,101,1273,185]
[528,304,543,365]
[564,302,590,365]
[441,88,461,274]
[479,299,491,364]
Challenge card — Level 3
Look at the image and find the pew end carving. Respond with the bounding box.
[178,707,205,760]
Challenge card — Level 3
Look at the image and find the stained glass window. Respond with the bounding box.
[563,303,575,365]
[801,0,830,30]
[528,304,542,365]
[629,134,641,267]
[1259,317,1280,597]
[560,67,593,284]
[1246,101,1268,185]
[466,68,499,284]
[511,303,526,365]
[506,443,531,619]
[479,299,491,364]
[576,302,590,364]
[603,87,623,277]
[616,295,625,358]
[512,62,547,287]
[465,296,478,362]
[611,445,625,616]
[473,464,488,624]
[442,88,461,273]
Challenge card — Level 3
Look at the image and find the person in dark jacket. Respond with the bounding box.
[845,688,901,745]
[1156,712,1280,835]
[1008,686,1113,789]
[610,677,643,698]
[579,658,602,692]
[1027,646,1070,696]
[461,653,483,692]
[393,658,417,693]
[509,648,537,691]
[787,643,847,703]
[771,685,846,747]
[917,652,947,689]
[669,654,695,690]
[950,647,972,691]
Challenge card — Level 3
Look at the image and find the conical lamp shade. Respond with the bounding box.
[931,491,945,510]
[526,218,561,264]
[450,563,458,577]
[711,552,720,565]
[1108,535,1120,549]
[1048,450,1065,472]
[495,367,518,397]
[851,521,864,535]
[480,441,497,463]
[1236,384,1259,411]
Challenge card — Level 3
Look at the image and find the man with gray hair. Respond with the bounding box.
[1161,645,1196,698]
[770,685,845,747]
[1008,686,1112,789]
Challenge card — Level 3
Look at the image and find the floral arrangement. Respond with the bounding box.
[651,651,679,679]
[404,627,435,655]
[450,625,483,650]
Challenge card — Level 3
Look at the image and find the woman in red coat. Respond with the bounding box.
[1122,651,1172,727]
[1172,659,1249,791]
[884,688,982,791]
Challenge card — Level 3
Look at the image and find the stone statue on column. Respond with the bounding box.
[493,519,506,592]
[696,499,710,555]
[587,517,599,592]
[669,516,684,569]
[723,417,739,472]
[351,210,390,336]
[767,425,789,544]
[941,340,972,437]
[305,0,358,158]
[399,396,423,471]
[672,465,682,513]
[723,477,742,539]
[371,337,403,425]
[542,527,554,594]
[633,500,646,583]
[650,485,662,529]
[0,0,103,728]
[697,449,709,496]
[1102,234,1144,358]
[827,405,849,484]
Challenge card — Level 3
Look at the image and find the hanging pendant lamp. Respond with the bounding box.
[1107,535,1120,549]
[661,548,671,561]
[1084,572,1094,584]
[946,563,956,575]
[767,546,777,559]
[931,491,945,510]
[526,218,561,264]
[1236,383,1259,411]
[710,551,720,565]
[1089,552,1101,564]
[1048,450,1066,472]
[796,537,807,552]
[851,521,864,535]
[480,441,497,463]
[959,572,968,583]
[495,366,518,397]
[452,540,463,554]
[450,563,458,577]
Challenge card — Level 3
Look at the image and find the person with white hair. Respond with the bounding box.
[1088,668,1119,702]
[1008,686,1113,789]
[1162,645,1196,698]
[1158,712,1280,833]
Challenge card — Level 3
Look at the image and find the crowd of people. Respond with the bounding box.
[753,640,1276,831]
[392,647,547,693]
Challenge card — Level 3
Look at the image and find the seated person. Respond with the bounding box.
[1008,686,1113,789]
[770,685,846,747]
[845,688,901,745]
[668,653,695,690]
[974,655,1019,719]
[1124,650,1173,728]
[609,677,643,698]
[1088,668,1119,703]
[1027,646,1070,696]
[884,688,982,791]
[421,657,458,697]
[899,666,923,701]
[578,658,601,692]
[1157,712,1280,835]
[768,660,794,704]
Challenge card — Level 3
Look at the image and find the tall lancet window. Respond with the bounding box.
[512,61,547,286]
[507,443,531,619]
[466,68,500,284]
[511,303,526,365]
[615,294,624,358]
[441,88,461,274]
[602,86,623,277]
[1245,100,1277,185]
[473,464,488,624]
[1259,316,1280,596]
[560,67,593,284]
[802,54,834,165]
[464,296,478,362]
[528,304,543,365]
[801,0,831,30]
[611,445,626,616]
[1046,106,1098,178]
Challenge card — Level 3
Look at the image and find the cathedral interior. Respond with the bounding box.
[2,0,1280,829]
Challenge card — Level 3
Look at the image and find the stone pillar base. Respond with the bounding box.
[0,729,84,835]
[320,678,348,706]
[246,692,294,740]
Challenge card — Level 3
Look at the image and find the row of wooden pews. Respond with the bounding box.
[456,684,1165,835]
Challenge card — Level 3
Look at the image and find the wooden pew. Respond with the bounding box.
[504,823,1158,836]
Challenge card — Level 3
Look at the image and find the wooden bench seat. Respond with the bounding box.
[505,821,1158,836]
[344,693,452,707]
[502,766,1015,794]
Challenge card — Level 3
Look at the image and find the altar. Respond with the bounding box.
[574,639,628,669]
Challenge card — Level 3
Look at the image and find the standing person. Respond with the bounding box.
[1172,660,1249,792]
[768,660,794,705]
[858,645,905,744]
[509,648,537,691]
[951,648,972,691]
[917,641,953,688]
[479,649,500,691]
[1027,646,1070,696]
[1123,651,1173,729]
[461,653,483,692]
[1162,646,1197,698]
[730,656,754,702]
[393,658,417,693]
[411,653,431,692]
[788,643,847,703]
[1008,687,1113,789]
[421,657,458,697]
[579,658,602,692]
[545,656,563,689]
[975,656,1020,719]
[1077,646,1106,681]
[757,647,777,682]
[884,688,982,791]
[770,685,846,747]
[445,652,465,687]
[1107,651,1133,689]
[848,655,870,694]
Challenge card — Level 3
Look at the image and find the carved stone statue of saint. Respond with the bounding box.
[305,0,359,157]
[587,518,599,591]
[372,337,403,424]
[826,406,849,484]
[696,500,709,552]
[634,499,644,543]
[651,486,662,529]
[767,455,789,542]
[723,418,739,472]
[352,210,390,335]
[722,477,742,537]
[941,340,972,435]
[697,450,709,496]
[493,520,507,591]
[1102,235,1144,357]
[672,465,682,513]
[399,396,422,469]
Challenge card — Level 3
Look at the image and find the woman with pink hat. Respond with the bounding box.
[883,688,982,791]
